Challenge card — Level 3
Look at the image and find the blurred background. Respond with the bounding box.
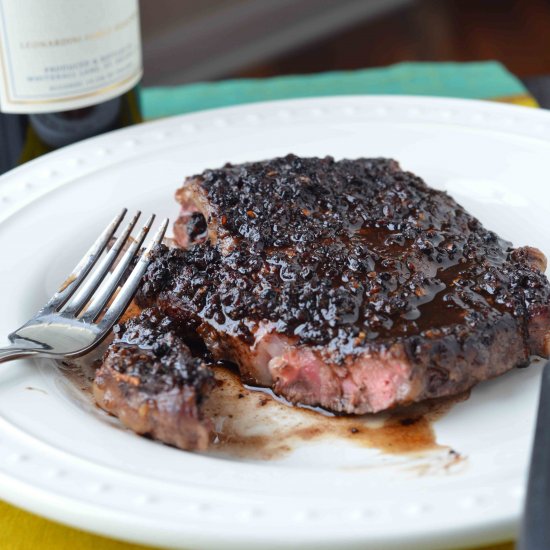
[139,0,548,85]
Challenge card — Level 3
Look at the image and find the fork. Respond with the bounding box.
[0,209,168,364]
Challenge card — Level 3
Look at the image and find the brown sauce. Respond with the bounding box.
[59,339,467,464]
[203,367,467,461]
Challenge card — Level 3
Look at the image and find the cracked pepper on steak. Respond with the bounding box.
[95,154,550,448]
[94,307,215,450]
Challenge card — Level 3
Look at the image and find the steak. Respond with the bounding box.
[94,307,215,450]
[134,154,550,415]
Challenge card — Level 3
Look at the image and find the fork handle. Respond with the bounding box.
[0,346,39,364]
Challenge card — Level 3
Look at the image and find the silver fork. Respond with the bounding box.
[0,209,168,364]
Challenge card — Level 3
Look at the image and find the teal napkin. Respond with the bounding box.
[141,61,535,120]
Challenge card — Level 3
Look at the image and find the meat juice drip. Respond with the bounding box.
[57,360,464,461]
[203,367,465,461]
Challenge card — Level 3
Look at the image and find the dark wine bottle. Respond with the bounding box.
[0,0,143,175]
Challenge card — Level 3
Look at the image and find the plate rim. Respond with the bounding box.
[0,94,548,549]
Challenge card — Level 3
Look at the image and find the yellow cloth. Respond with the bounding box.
[493,93,538,107]
[1,68,535,549]
[0,501,156,550]
[0,499,514,550]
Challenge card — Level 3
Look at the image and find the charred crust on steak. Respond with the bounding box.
[140,155,549,354]
[109,308,213,395]
[94,308,215,450]
[136,154,550,414]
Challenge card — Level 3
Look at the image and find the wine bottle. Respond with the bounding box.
[0,0,143,175]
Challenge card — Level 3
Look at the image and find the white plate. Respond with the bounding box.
[0,96,549,550]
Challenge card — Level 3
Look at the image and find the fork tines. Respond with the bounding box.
[45,209,168,326]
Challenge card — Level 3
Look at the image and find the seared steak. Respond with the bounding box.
[94,308,215,450]
[135,154,550,415]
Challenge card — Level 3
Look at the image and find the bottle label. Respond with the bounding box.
[0,0,142,114]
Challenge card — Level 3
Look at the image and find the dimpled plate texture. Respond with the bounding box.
[0,96,549,550]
